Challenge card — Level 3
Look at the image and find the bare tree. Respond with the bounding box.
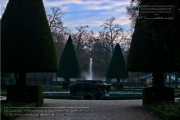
[92,17,124,75]
[46,7,64,34]
[126,0,140,26]
[121,28,134,52]
[71,25,95,72]
[100,17,124,53]
[73,25,89,55]
[46,7,70,59]
[92,38,111,69]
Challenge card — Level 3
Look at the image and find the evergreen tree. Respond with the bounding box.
[106,43,128,83]
[127,0,180,103]
[57,36,80,82]
[1,0,58,86]
[127,0,180,87]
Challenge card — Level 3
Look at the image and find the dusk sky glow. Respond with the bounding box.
[1,0,132,33]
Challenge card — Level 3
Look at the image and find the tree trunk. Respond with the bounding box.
[175,73,178,88]
[65,78,70,83]
[152,71,164,88]
[117,78,120,83]
[15,72,26,86]
[163,73,167,86]
[132,72,134,82]
[137,72,140,88]
[151,71,174,103]
[56,73,58,86]
[169,73,171,87]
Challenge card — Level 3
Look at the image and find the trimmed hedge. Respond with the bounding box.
[7,85,43,106]
[106,43,128,79]
[44,95,142,100]
[57,36,80,78]
[102,96,142,100]
[142,87,174,105]
[44,95,83,100]
[1,0,58,72]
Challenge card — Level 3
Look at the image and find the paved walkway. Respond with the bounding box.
[15,99,162,120]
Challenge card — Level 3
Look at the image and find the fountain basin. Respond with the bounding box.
[69,80,111,99]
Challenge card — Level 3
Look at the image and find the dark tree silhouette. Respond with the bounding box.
[1,0,58,86]
[127,0,180,87]
[127,0,180,104]
[57,36,80,82]
[106,43,128,83]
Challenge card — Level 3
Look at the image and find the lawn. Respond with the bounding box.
[145,100,180,120]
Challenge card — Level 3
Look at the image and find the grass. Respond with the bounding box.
[174,88,180,96]
[174,88,180,93]
[144,100,180,120]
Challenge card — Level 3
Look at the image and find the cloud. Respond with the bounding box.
[43,0,83,7]
[0,0,8,7]
[1,0,131,32]
[0,1,8,18]
[44,0,130,10]
[44,0,113,7]
[111,0,130,6]
[83,0,130,11]
[85,4,112,10]
[61,6,69,12]
[44,0,110,7]
[63,15,131,33]
[115,7,127,13]
[91,21,103,26]
[63,18,103,28]
[115,16,131,25]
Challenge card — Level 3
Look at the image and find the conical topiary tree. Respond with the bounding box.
[106,43,128,83]
[127,1,180,87]
[1,0,58,86]
[57,35,80,83]
[127,0,180,104]
[127,19,176,104]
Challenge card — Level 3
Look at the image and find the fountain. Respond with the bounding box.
[89,58,93,80]
[86,58,93,80]
[44,58,111,99]
[69,58,111,99]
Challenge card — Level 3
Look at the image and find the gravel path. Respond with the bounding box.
[15,99,162,120]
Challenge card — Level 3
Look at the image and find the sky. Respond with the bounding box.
[0,0,132,33]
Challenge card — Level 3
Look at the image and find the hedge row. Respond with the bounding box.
[44,95,83,100]
[44,95,142,100]
[102,96,142,100]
